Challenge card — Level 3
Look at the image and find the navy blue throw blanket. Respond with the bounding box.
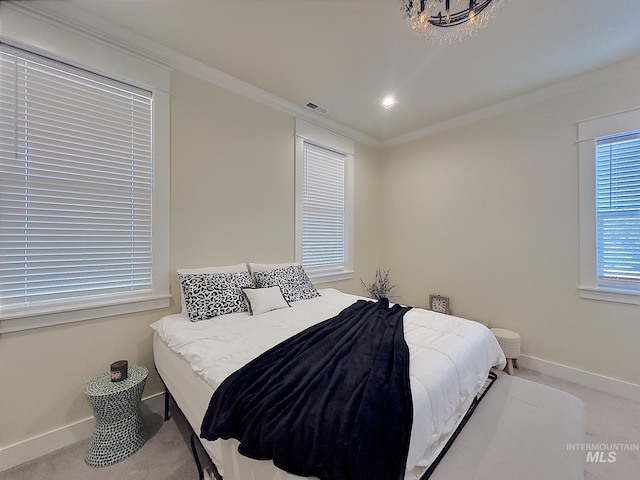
[200,298,414,480]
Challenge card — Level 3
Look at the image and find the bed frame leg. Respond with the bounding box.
[155,367,223,478]
[164,384,172,421]
[154,367,172,422]
[190,433,205,480]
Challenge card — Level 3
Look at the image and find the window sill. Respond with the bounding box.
[578,286,640,306]
[0,294,172,334]
[308,269,354,285]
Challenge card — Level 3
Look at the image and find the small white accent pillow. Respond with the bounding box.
[242,286,290,316]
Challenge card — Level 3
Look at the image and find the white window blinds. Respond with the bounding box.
[595,130,640,288]
[0,44,154,310]
[302,141,347,272]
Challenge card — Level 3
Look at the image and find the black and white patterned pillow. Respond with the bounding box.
[253,265,319,303]
[178,271,255,321]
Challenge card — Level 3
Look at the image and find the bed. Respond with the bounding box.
[151,264,506,480]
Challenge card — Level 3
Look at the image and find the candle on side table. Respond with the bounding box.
[110,360,128,382]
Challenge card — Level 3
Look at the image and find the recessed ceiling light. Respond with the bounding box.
[380,96,397,108]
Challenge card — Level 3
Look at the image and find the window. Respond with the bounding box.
[302,142,347,270]
[595,132,640,289]
[295,119,354,282]
[578,108,640,305]
[0,42,170,332]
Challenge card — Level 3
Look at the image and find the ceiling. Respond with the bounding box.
[48,0,640,143]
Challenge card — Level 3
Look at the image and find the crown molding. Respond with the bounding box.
[381,54,640,148]
[2,1,171,71]
[6,2,640,151]
[6,1,382,149]
[165,51,383,148]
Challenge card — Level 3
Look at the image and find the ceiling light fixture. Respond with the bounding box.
[401,0,508,44]
[380,96,397,108]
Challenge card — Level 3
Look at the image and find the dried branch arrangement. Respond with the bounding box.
[361,268,397,300]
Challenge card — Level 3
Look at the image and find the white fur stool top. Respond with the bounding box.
[490,328,521,375]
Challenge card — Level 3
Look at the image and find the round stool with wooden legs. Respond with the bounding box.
[490,328,521,376]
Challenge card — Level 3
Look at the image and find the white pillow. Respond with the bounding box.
[241,286,290,315]
[177,263,248,313]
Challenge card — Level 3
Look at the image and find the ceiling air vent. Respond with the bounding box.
[305,102,328,114]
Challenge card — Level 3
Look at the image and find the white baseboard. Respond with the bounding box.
[0,392,165,473]
[3,358,640,473]
[518,355,640,402]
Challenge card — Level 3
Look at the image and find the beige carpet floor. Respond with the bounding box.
[513,368,640,480]
[1,367,638,480]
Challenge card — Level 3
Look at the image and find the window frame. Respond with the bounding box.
[578,107,640,306]
[0,7,171,333]
[295,119,354,283]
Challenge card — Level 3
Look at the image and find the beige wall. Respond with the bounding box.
[0,70,382,452]
[380,69,640,386]
[4,14,639,461]
[0,310,167,448]
[170,70,383,296]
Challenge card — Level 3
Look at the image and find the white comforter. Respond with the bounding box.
[151,288,505,478]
